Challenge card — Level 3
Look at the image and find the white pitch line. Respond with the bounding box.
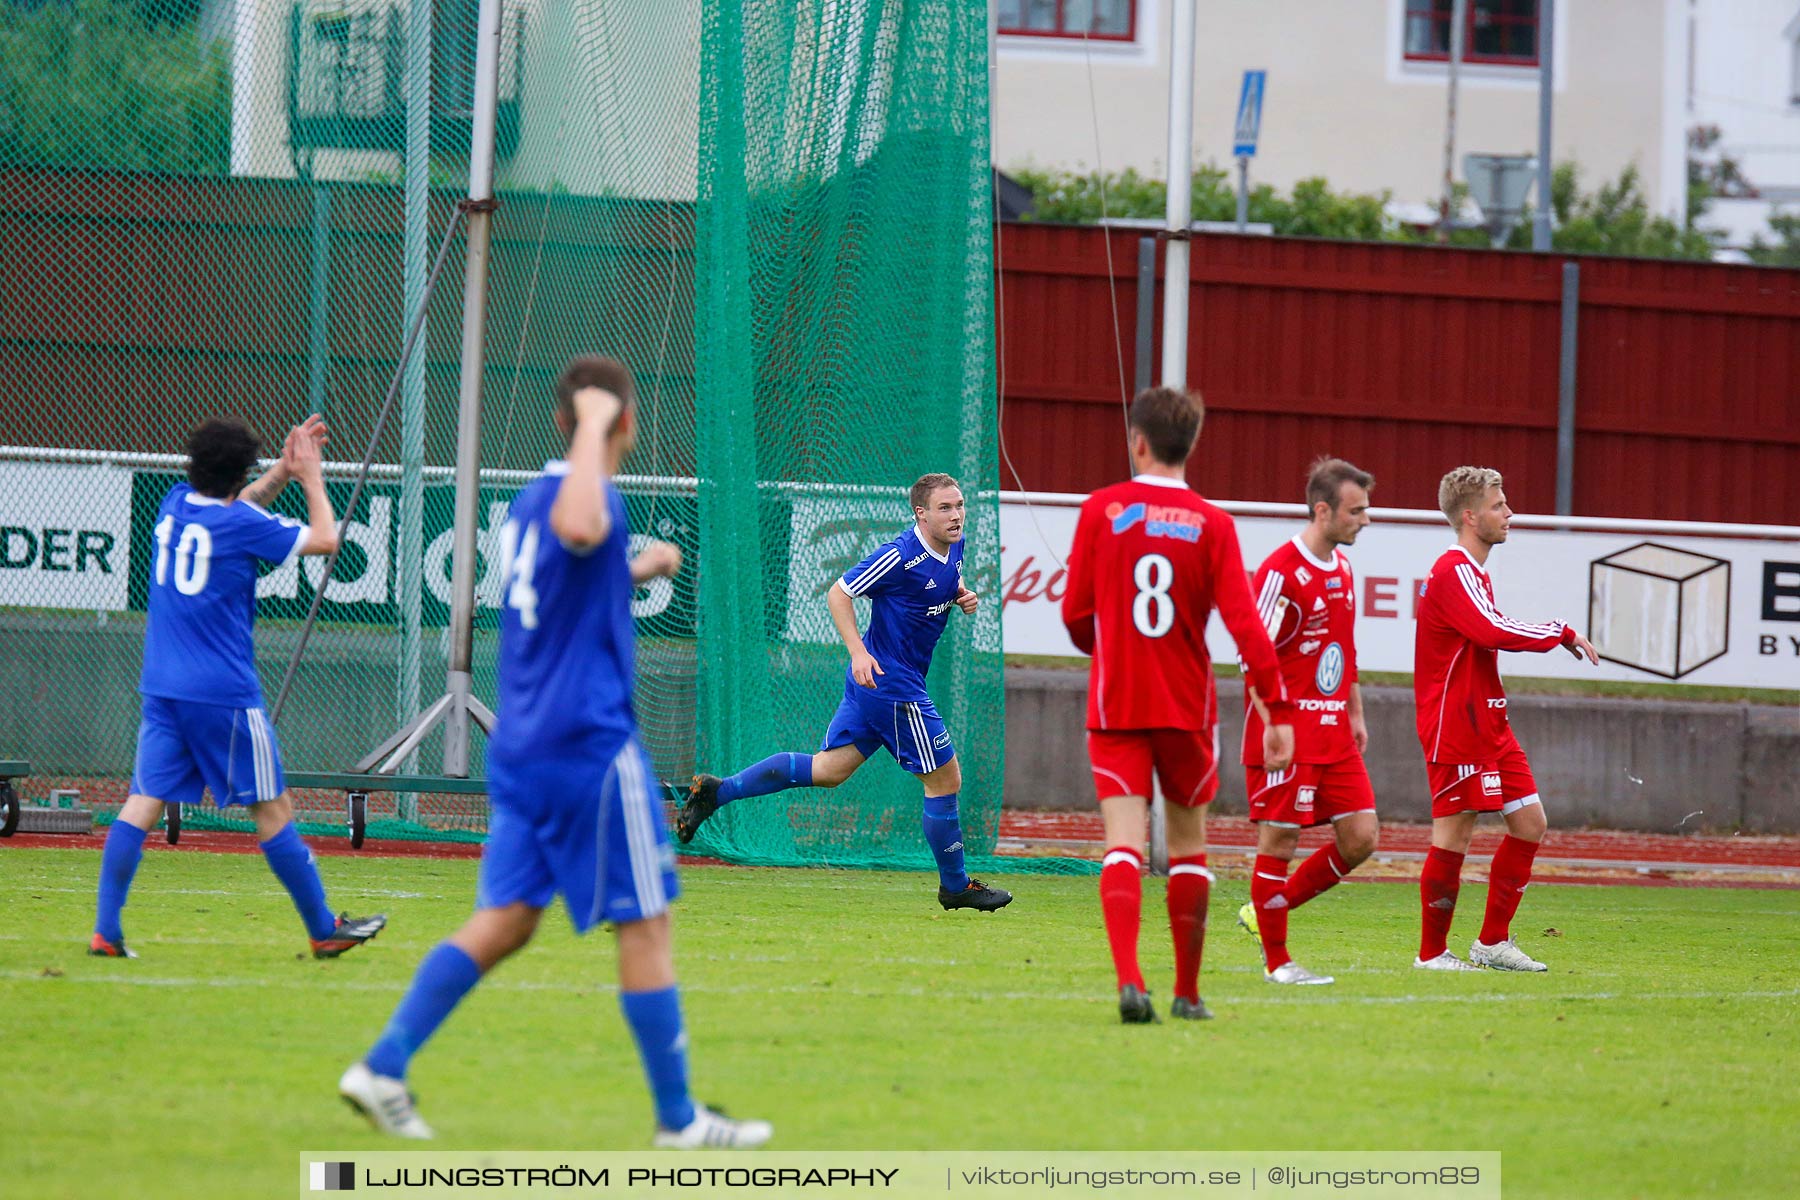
[4,970,1793,1008]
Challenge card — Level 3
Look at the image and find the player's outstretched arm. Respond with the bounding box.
[630,540,681,583]
[549,387,621,550]
[287,415,339,557]
[827,581,883,688]
[1438,562,1577,655]
[241,414,327,508]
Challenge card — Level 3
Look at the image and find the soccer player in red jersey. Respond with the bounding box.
[1235,458,1381,986]
[1061,387,1295,1023]
[1413,467,1597,972]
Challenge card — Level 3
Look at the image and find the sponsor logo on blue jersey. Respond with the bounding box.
[1315,642,1345,695]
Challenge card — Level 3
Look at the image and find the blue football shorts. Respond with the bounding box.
[130,694,286,808]
[821,684,956,776]
[479,736,679,933]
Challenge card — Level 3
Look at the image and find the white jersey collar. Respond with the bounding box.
[1131,473,1189,490]
[1291,535,1338,571]
[912,525,950,563]
[1450,544,1489,574]
[184,491,227,507]
[544,459,569,476]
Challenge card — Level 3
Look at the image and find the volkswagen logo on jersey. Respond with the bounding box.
[1315,642,1345,695]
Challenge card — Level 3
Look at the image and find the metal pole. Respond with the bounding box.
[1235,155,1249,232]
[1160,0,1196,389]
[1134,236,1155,395]
[398,0,431,782]
[1533,0,1555,250]
[1438,0,1467,242]
[1556,261,1579,515]
[441,0,504,776]
[307,187,331,417]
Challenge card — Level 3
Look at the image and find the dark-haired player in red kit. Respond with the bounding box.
[1236,458,1381,986]
[1414,467,1597,973]
[1061,387,1295,1024]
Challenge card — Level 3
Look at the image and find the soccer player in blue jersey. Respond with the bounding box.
[338,356,771,1148]
[89,414,387,959]
[676,474,1012,913]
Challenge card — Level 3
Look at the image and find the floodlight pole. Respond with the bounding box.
[1533,0,1556,251]
[351,0,503,777]
[1147,0,1200,877]
[1438,0,1467,242]
[1160,0,1196,393]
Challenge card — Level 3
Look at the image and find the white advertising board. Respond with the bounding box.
[997,497,1800,692]
[0,461,133,611]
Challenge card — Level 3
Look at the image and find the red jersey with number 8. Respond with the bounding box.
[1061,476,1291,733]
[1242,538,1359,766]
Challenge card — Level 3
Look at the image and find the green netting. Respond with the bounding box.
[0,0,1008,871]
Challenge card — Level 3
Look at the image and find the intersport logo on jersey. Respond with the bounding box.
[997,498,1800,691]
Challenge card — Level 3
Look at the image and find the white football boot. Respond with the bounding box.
[339,1061,435,1139]
[1266,961,1335,985]
[1471,937,1548,972]
[653,1104,773,1150]
[1414,950,1484,971]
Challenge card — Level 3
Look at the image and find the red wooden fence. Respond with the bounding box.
[995,223,1800,524]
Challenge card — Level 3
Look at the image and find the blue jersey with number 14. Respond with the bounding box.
[489,461,637,768]
[139,483,308,709]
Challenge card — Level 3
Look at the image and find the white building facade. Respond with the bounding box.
[993,1,1693,220]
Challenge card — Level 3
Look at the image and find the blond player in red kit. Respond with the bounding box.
[1236,458,1382,985]
[1061,387,1295,1024]
[1414,467,1598,972]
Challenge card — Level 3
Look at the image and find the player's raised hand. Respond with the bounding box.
[1567,630,1599,665]
[850,648,884,689]
[954,586,979,615]
[282,414,330,473]
[630,540,682,582]
[289,414,325,483]
[1262,722,1295,773]
[572,386,623,431]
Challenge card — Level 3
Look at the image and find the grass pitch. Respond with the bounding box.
[4,848,1796,1199]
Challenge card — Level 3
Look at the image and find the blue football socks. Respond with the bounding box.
[258,823,338,941]
[620,986,698,1131]
[365,943,484,1080]
[94,819,148,944]
[717,752,813,806]
[921,792,970,893]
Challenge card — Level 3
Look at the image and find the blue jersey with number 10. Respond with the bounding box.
[489,462,637,767]
[139,483,308,709]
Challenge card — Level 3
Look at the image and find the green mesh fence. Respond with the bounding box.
[0,0,1018,872]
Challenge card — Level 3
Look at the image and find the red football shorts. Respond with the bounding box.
[1427,734,1540,818]
[1246,754,1378,828]
[1087,728,1219,808]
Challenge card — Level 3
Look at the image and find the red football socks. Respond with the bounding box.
[1286,843,1351,909]
[1479,835,1540,945]
[1099,847,1145,991]
[1250,854,1292,971]
[1166,854,1212,1003]
[1419,846,1466,960]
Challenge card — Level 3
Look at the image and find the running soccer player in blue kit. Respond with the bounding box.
[676,474,1012,913]
[89,414,387,959]
[338,356,771,1148]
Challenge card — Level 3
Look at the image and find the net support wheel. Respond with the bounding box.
[347,791,368,850]
[0,780,18,837]
[165,802,182,845]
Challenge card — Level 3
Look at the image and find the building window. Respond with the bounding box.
[997,0,1135,42]
[1404,0,1539,67]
